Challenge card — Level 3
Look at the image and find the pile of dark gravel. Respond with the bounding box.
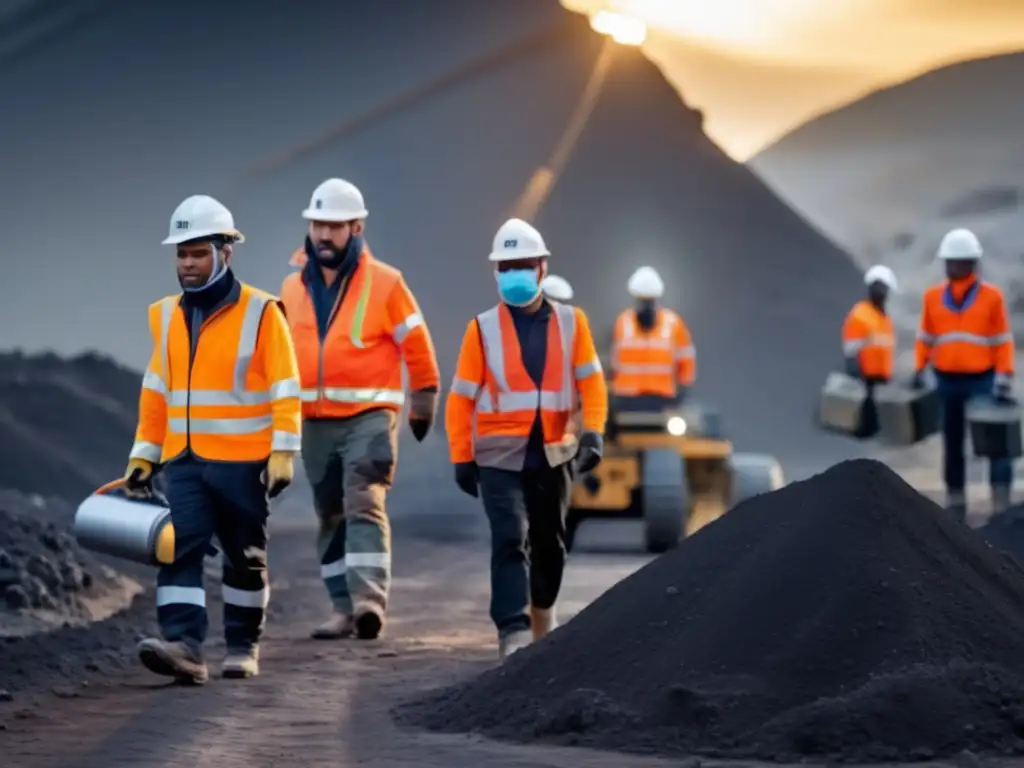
[397,459,1024,762]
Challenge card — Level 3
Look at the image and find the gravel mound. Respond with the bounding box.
[397,459,1024,762]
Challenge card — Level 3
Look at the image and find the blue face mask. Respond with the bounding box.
[496,269,541,307]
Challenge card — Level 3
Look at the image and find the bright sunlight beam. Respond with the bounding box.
[589,10,647,46]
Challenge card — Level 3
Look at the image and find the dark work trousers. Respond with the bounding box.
[479,463,570,637]
[854,378,885,439]
[936,370,1013,491]
[158,456,270,654]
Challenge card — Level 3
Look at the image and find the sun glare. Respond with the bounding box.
[589,10,647,46]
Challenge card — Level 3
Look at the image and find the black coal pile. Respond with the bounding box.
[979,505,1024,562]
[397,459,1024,762]
[0,504,138,636]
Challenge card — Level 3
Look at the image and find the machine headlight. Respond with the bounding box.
[666,416,687,436]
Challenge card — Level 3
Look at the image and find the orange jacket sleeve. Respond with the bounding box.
[609,311,627,373]
[841,307,870,358]
[387,276,441,392]
[256,300,303,452]
[129,301,170,464]
[673,314,696,386]
[572,307,608,434]
[445,319,485,463]
[915,292,934,372]
[989,287,1015,375]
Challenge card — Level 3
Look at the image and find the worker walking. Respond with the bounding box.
[446,218,607,660]
[125,195,301,683]
[610,266,695,408]
[281,178,440,641]
[540,274,574,303]
[841,265,897,437]
[914,228,1015,519]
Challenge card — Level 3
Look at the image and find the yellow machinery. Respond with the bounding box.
[568,403,785,553]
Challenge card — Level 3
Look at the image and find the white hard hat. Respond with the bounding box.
[864,264,898,292]
[163,195,243,245]
[937,228,982,260]
[489,218,550,262]
[627,266,664,299]
[302,178,369,222]
[541,274,573,301]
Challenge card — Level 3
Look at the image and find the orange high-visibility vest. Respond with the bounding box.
[129,283,302,464]
[280,249,440,419]
[916,280,1014,375]
[445,302,608,470]
[610,308,695,397]
[841,300,895,380]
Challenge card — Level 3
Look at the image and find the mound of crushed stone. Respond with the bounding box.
[0,504,141,639]
[397,459,1024,762]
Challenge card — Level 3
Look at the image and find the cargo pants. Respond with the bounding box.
[479,464,570,637]
[302,409,397,618]
[936,371,1013,491]
[157,456,270,653]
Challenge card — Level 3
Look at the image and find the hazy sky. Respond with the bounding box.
[561,0,1024,160]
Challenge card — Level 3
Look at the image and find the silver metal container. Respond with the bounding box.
[73,483,174,566]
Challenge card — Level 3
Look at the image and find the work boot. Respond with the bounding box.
[222,647,259,679]
[310,611,355,640]
[992,485,1012,517]
[945,490,967,524]
[137,638,209,685]
[355,608,384,640]
[497,629,532,661]
[530,606,558,640]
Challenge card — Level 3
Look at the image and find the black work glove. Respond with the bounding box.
[844,356,862,379]
[408,388,438,443]
[454,461,479,497]
[910,370,925,390]
[673,386,690,406]
[575,430,603,474]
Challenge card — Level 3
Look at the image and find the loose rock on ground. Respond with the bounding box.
[397,459,1024,762]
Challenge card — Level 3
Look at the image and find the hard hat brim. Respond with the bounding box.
[301,208,369,222]
[488,248,550,262]
[162,228,244,245]
[938,252,981,260]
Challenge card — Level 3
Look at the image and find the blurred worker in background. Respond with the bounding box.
[610,266,695,411]
[540,274,574,303]
[914,228,1015,519]
[841,265,897,437]
[446,218,607,660]
[125,195,301,683]
[281,178,440,641]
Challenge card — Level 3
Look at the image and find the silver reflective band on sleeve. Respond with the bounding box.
[674,345,695,360]
[222,584,270,609]
[156,585,206,607]
[142,370,167,395]
[271,430,301,451]
[615,363,675,375]
[169,416,272,434]
[129,441,163,462]
[321,558,346,579]
[346,552,391,569]
[300,387,405,405]
[843,339,865,355]
[269,377,301,401]
[450,376,480,398]
[916,330,934,344]
[392,312,424,344]
[575,360,602,379]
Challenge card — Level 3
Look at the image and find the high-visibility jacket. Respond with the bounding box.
[841,300,895,380]
[446,301,608,470]
[280,248,440,419]
[129,282,302,464]
[916,279,1014,375]
[610,308,694,397]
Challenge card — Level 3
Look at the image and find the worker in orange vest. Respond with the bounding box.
[281,178,440,641]
[914,228,1015,519]
[841,265,897,437]
[124,195,301,684]
[446,218,607,660]
[610,266,695,413]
